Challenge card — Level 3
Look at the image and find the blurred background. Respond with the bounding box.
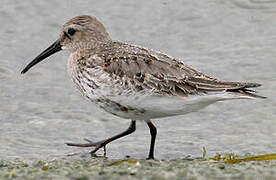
[0,0,275,161]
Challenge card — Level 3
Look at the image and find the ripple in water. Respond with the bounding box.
[231,0,276,9]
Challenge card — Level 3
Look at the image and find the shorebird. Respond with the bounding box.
[21,15,265,159]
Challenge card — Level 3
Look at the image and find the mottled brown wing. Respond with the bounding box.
[102,51,262,97]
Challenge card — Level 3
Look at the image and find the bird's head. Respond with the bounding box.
[21,15,110,74]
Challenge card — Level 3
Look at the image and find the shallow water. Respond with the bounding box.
[1,0,276,161]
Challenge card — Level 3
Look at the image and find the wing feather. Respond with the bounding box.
[95,41,264,98]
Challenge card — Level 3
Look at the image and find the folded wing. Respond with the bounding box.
[100,42,265,99]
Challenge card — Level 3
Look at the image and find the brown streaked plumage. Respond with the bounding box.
[21,15,265,159]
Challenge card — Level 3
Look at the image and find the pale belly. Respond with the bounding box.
[76,85,242,120]
[99,92,242,120]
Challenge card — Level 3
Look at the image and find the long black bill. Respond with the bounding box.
[21,40,62,74]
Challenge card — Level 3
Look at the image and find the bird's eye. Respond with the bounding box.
[67,28,76,36]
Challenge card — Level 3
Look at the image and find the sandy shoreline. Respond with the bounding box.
[1,157,275,180]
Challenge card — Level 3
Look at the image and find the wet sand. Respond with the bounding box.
[1,157,276,180]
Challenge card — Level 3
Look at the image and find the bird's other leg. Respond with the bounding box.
[66,120,136,156]
[146,120,157,160]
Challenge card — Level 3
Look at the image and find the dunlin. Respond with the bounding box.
[21,15,265,159]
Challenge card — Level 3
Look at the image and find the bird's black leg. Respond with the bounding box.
[146,120,157,160]
[66,120,136,156]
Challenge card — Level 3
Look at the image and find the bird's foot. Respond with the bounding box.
[146,156,155,160]
[66,138,107,155]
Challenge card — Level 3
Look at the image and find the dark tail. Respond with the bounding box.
[226,82,266,99]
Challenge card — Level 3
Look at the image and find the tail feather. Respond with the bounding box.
[185,77,265,99]
[226,83,266,99]
[243,82,262,88]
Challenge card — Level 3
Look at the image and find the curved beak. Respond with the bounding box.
[21,39,62,74]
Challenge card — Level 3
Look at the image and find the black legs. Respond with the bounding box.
[146,120,157,159]
[66,120,136,155]
[66,120,157,159]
